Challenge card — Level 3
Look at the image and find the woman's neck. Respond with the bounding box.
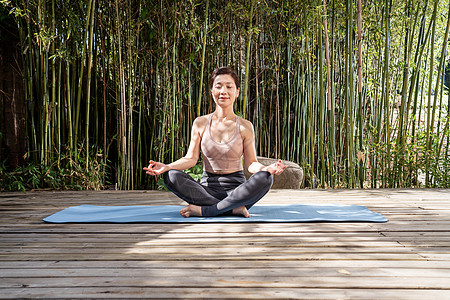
[213,106,235,120]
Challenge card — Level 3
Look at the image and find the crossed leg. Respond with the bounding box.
[164,170,273,218]
[200,171,273,217]
[163,170,223,206]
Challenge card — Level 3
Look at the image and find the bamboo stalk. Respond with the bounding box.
[85,0,96,169]
[57,59,61,166]
[396,0,414,186]
[356,0,364,187]
[408,2,431,186]
[425,0,439,187]
[197,0,209,117]
[171,20,177,163]
[74,0,93,146]
[115,0,127,189]
[50,0,57,165]
[242,0,255,119]
[306,34,315,187]
[285,33,292,161]
[345,0,355,188]
[382,0,391,187]
[323,0,332,111]
[66,60,73,158]
[328,0,337,188]
[25,11,38,162]
[127,1,135,190]
[42,44,49,166]
[430,0,450,169]
[318,27,326,187]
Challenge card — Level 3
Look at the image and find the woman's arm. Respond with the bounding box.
[143,116,206,176]
[241,120,266,173]
[241,119,286,175]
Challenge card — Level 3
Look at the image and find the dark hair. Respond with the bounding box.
[209,66,240,90]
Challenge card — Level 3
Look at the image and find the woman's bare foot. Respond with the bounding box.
[232,206,250,218]
[179,204,202,218]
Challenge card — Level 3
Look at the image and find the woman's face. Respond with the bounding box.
[211,74,240,108]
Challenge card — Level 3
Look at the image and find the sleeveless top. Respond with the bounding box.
[200,114,244,173]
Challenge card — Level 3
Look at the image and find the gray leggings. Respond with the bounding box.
[163,169,273,217]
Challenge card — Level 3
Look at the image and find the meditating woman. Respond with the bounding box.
[143,66,286,218]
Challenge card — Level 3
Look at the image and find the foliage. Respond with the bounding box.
[0,146,109,192]
[1,0,449,189]
[156,177,167,191]
[0,162,70,192]
[184,164,204,182]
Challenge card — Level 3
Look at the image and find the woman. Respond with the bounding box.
[143,66,286,218]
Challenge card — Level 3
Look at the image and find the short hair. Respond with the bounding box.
[209,66,240,90]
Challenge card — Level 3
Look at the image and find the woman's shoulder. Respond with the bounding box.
[237,116,254,138]
[237,116,253,127]
[193,114,210,126]
[192,114,211,134]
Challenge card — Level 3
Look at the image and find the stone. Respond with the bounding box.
[244,156,304,189]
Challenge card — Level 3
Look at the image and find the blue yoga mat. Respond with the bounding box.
[43,204,387,223]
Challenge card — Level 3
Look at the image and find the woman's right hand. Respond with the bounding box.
[143,160,171,176]
[262,159,287,175]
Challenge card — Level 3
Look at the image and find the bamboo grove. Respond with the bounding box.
[3,0,450,189]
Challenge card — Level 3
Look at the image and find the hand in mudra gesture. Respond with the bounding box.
[264,159,287,175]
[143,160,171,176]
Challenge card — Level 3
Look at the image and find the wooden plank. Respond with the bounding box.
[0,287,448,300]
[0,232,408,240]
[0,246,431,256]
[2,259,450,269]
[2,267,450,278]
[0,232,396,239]
[1,230,447,237]
[4,222,450,232]
[0,253,426,261]
[0,241,410,248]
[1,276,450,289]
[0,238,391,248]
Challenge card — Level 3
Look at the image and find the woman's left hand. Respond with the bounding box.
[263,159,287,175]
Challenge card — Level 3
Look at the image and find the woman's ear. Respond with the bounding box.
[236,88,240,98]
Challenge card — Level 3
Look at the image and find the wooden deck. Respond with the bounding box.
[1,188,450,299]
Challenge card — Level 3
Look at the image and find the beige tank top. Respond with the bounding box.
[201,114,244,173]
